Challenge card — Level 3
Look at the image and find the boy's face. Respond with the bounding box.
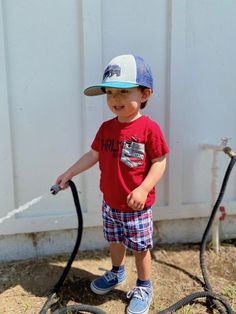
[105,87,151,122]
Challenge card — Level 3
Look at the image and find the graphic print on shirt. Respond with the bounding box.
[101,139,123,158]
[120,141,145,168]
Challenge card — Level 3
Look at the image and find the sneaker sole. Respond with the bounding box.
[126,305,150,314]
[90,279,126,295]
[126,309,149,314]
[126,297,152,314]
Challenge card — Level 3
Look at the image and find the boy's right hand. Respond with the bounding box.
[56,171,73,189]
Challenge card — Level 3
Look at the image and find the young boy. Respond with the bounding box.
[56,54,169,314]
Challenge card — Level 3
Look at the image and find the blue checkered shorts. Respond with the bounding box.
[102,201,153,252]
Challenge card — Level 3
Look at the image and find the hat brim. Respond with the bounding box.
[84,82,139,96]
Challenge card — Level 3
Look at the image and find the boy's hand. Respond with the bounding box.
[56,171,73,189]
[127,186,148,210]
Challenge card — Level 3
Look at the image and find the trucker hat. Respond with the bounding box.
[84,54,153,96]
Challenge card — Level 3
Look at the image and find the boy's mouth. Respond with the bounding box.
[113,106,125,111]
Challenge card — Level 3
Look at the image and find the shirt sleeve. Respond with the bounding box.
[146,120,169,160]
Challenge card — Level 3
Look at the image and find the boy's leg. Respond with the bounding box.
[133,249,151,281]
[110,242,126,267]
[90,243,126,295]
[127,250,153,314]
[125,207,153,314]
[90,202,126,295]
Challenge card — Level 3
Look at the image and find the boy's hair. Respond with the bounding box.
[139,86,151,109]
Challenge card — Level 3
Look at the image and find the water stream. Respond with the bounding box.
[0,193,48,224]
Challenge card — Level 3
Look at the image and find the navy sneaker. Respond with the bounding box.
[90,270,126,295]
[126,286,153,314]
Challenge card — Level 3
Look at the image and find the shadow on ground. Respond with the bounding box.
[0,250,128,310]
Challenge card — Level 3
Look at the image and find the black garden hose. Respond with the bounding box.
[53,180,83,295]
[39,180,106,314]
[40,147,235,314]
[156,147,236,314]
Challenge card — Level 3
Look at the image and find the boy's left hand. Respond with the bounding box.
[127,186,148,210]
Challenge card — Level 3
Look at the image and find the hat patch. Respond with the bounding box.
[103,64,121,81]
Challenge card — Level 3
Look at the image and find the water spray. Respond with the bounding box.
[0,184,63,225]
[0,194,48,224]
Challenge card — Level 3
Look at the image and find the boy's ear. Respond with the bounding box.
[141,88,152,102]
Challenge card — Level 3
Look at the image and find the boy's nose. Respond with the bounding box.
[110,94,120,104]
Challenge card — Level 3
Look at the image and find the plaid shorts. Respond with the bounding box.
[102,201,153,252]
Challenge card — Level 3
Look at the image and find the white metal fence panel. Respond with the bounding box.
[0,0,236,237]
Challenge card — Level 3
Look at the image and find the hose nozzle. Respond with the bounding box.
[223,146,236,158]
[50,184,62,195]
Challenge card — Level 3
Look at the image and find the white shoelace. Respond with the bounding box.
[104,271,117,282]
[126,286,149,300]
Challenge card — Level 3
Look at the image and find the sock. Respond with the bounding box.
[111,265,125,274]
[136,279,151,288]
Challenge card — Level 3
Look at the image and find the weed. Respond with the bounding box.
[176,304,194,314]
[21,300,32,313]
[150,298,161,311]
[222,282,236,300]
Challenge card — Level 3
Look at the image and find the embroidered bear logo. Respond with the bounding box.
[103,64,121,80]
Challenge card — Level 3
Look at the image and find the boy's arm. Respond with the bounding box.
[127,155,167,210]
[56,148,99,188]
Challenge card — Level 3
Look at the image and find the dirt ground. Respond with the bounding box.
[0,240,235,314]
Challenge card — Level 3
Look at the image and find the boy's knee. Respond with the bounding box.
[133,249,150,258]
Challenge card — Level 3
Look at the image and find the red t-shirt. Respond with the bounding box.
[91,115,169,212]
